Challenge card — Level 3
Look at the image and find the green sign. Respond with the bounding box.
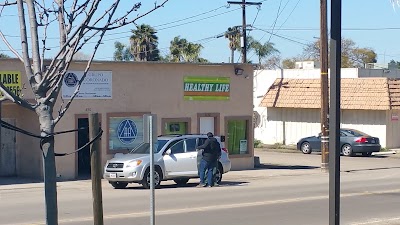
[184,76,230,101]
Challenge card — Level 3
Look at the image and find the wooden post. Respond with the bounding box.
[89,113,104,225]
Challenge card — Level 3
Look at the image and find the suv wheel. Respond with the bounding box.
[142,168,161,189]
[110,181,128,189]
[174,178,190,186]
[214,164,223,184]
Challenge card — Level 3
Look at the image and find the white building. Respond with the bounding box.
[254,66,400,148]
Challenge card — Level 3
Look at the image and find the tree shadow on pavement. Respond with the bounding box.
[255,163,319,170]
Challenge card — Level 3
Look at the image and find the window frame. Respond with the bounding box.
[106,112,149,154]
[224,116,253,157]
[161,118,191,135]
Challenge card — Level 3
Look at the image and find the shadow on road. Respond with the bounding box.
[255,163,319,170]
[0,177,42,186]
[344,166,400,173]
[126,181,249,190]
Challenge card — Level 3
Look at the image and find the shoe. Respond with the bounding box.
[206,185,213,188]
[197,183,206,188]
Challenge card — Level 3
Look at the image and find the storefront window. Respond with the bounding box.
[109,116,144,151]
[164,121,188,135]
[227,120,248,155]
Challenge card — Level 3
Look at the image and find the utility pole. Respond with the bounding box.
[320,0,329,172]
[227,1,262,63]
[329,0,342,224]
[89,113,104,225]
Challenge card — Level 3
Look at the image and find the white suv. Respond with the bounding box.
[103,134,231,189]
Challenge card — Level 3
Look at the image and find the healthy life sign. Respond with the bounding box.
[0,71,22,97]
[184,76,230,101]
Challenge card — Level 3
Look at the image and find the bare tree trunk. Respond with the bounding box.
[231,50,234,63]
[36,104,58,225]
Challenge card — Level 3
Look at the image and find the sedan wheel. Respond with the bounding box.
[342,144,353,157]
[301,142,312,154]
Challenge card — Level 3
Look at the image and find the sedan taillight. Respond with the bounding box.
[355,137,368,143]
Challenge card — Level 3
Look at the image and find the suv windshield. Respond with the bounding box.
[129,140,168,154]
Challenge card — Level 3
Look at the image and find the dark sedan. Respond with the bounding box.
[296,128,381,157]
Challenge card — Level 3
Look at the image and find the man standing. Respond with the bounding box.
[197,132,221,187]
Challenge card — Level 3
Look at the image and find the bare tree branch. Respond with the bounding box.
[17,0,36,88]
[26,0,42,84]
[40,0,49,72]
[0,1,16,7]
[40,0,101,88]
[0,82,36,111]
[0,31,24,61]
[86,0,169,31]
[53,0,121,125]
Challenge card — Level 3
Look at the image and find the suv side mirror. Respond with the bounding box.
[220,135,225,142]
[165,149,172,155]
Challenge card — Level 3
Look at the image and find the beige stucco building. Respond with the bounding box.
[0,59,254,179]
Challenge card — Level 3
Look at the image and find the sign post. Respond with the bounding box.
[143,114,157,225]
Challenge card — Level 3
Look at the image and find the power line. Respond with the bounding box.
[252,27,309,46]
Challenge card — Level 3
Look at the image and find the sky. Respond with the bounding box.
[1,0,400,65]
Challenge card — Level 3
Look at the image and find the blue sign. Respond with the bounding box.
[64,72,78,87]
[117,119,138,144]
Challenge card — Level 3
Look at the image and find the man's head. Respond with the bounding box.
[207,132,214,138]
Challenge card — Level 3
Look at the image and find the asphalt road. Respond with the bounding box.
[1,151,400,225]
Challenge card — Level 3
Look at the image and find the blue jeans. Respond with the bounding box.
[199,159,217,186]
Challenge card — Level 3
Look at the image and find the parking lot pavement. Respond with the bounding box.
[254,149,400,173]
[1,149,399,190]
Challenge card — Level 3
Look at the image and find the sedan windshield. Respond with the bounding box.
[130,140,168,154]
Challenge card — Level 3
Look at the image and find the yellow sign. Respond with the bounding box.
[0,71,22,97]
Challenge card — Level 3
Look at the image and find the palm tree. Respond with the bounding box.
[169,36,187,62]
[251,41,279,65]
[169,36,205,62]
[224,26,241,63]
[182,42,203,62]
[129,24,160,61]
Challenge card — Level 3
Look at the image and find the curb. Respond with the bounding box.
[372,151,396,155]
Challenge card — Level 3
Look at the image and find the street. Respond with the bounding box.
[1,150,400,225]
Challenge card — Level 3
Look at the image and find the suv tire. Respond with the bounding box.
[110,181,128,189]
[214,164,223,184]
[174,178,190,186]
[142,168,161,189]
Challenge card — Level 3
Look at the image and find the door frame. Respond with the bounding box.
[197,113,220,135]
[74,113,102,179]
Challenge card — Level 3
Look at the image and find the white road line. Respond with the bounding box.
[350,217,400,225]
[7,188,400,225]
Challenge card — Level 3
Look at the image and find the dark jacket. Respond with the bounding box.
[198,137,219,162]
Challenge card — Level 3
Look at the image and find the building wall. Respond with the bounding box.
[0,59,254,179]
[256,108,387,147]
[1,104,42,178]
[386,110,400,149]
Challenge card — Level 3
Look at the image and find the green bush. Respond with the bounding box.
[272,142,283,149]
[254,139,262,148]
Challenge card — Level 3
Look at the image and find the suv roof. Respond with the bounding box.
[158,134,222,141]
